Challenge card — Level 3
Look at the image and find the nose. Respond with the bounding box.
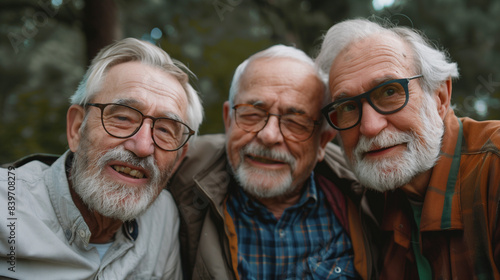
[358,101,388,138]
[256,114,284,146]
[123,119,156,158]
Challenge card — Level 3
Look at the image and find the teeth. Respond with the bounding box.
[112,165,145,179]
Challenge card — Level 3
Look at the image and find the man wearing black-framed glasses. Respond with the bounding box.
[0,38,203,279]
[169,45,379,280]
[85,102,194,152]
[316,18,500,280]
[321,75,423,131]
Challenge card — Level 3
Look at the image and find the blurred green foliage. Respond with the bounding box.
[1,0,499,163]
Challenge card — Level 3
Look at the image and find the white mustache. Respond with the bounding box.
[242,143,296,169]
[98,146,160,182]
[354,129,413,158]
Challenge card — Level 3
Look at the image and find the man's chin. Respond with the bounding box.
[360,179,401,192]
[355,166,414,192]
[93,196,151,221]
[236,169,293,198]
[107,181,151,192]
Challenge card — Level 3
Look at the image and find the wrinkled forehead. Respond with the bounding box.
[333,33,413,74]
[241,57,318,84]
[237,57,326,113]
[95,62,189,119]
[328,34,415,97]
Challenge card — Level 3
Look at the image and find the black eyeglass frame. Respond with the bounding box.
[85,102,195,151]
[232,103,320,142]
[321,74,423,131]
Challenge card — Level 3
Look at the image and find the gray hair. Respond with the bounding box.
[315,18,459,95]
[70,38,203,133]
[228,44,329,109]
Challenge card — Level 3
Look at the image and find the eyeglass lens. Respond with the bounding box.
[101,104,190,151]
[330,80,408,129]
[234,104,315,141]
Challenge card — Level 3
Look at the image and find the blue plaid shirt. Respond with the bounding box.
[226,173,357,280]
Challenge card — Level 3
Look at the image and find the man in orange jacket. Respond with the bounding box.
[316,18,500,279]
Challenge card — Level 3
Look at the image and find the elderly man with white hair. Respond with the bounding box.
[316,18,500,279]
[169,44,379,280]
[0,38,203,279]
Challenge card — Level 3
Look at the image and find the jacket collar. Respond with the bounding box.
[420,111,464,231]
[381,111,464,240]
[45,151,93,246]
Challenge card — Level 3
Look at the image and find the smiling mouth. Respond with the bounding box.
[363,143,406,158]
[247,155,285,165]
[367,146,392,154]
[112,165,146,179]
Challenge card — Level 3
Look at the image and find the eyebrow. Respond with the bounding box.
[112,98,183,121]
[247,100,264,107]
[332,74,401,101]
[287,107,307,115]
[245,100,308,116]
[113,98,140,107]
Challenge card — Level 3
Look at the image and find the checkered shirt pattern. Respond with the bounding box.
[226,173,357,279]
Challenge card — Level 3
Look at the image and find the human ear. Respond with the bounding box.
[67,105,85,152]
[223,101,232,132]
[316,127,337,162]
[434,78,453,119]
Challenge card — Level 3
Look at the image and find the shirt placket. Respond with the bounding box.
[275,213,289,278]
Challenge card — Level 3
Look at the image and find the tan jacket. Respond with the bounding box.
[168,134,379,280]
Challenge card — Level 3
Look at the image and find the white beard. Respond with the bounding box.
[230,142,297,198]
[345,93,444,192]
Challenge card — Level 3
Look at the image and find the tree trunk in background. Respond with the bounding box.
[83,0,121,64]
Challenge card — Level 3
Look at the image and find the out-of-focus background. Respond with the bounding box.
[1,0,499,162]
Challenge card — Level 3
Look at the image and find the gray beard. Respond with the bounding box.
[70,139,173,221]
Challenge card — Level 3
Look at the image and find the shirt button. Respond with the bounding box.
[79,230,86,238]
[334,267,342,273]
[279,229,285,238]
